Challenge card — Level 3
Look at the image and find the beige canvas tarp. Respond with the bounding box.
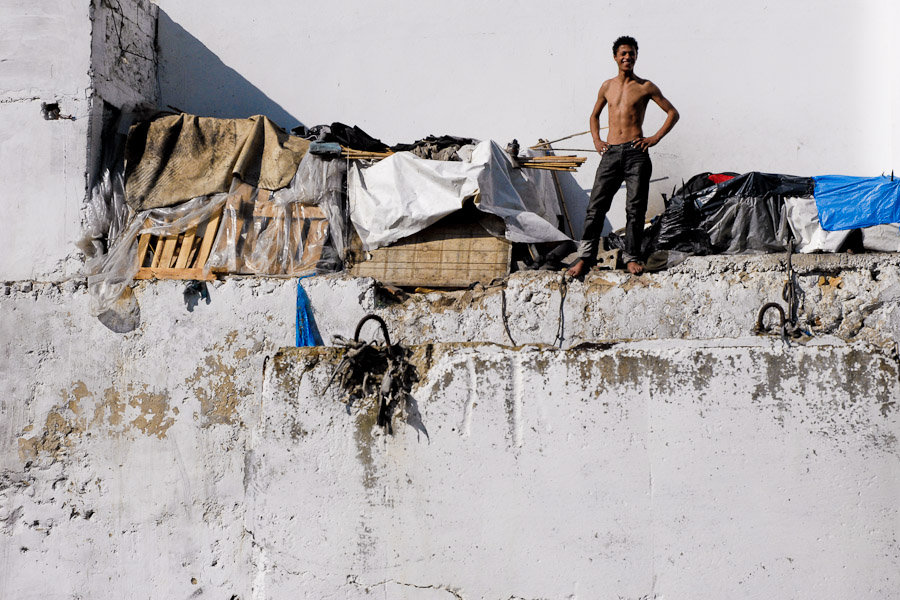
[124,113,310,211]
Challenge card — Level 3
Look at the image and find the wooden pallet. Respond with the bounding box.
[134,211,222,281]
[351,216,511,287]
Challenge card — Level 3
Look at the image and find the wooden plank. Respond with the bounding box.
[134,267,216,281]
[150,236,164,268]
[174,228,197,269]
[158,235,179,269]
[351,218,511,287]
[136,233,152,268]
[193,212,221,269]
[253,189,277,218]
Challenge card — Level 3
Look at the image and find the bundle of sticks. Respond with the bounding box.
[341,145,586,172]
[341,147,393,160]
[517,155,587,172]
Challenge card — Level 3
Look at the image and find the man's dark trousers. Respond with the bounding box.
[577,142,652,264]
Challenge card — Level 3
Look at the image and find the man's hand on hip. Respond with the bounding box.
[632,136,658,151]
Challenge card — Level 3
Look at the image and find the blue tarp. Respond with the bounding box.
[814,175,900,231]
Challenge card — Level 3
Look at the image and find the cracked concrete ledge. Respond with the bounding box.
[7,252,900,347]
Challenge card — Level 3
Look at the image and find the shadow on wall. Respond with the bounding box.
[557,173,590,238]
[156,10,302,130]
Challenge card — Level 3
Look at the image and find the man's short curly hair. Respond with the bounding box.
[613,35,638,54]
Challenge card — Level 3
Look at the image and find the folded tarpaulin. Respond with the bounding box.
[125,113,309,211]
[695,172,813,254]
[348,140,569,250]
[814,175,900,231]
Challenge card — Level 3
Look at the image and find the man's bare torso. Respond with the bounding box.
[600,75,654,144]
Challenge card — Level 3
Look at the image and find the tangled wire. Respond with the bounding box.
[325,315,425,437]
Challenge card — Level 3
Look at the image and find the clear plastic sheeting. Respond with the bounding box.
[272,152,349,269]
[78,167,132,262]
[205,181,329,276]
[87,193,228,315]
[88,159,343,315]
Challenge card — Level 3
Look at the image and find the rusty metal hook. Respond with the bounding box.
[755,302,786,334]
[354,314,391,345]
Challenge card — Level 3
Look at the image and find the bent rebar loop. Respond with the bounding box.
[354,314,392,346]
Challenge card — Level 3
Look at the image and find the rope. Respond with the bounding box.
[501,288,517,346]
[554,273,568,348]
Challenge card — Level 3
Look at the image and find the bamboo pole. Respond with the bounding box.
[529,128,608,149]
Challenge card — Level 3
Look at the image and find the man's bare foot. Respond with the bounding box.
[566,259,587,278]
[626,261,644,275]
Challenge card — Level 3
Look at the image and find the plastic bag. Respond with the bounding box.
[78,167,132,261]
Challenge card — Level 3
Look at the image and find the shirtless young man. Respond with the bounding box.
[567,35,679,277]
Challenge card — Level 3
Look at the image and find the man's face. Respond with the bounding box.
[614,45,637,72]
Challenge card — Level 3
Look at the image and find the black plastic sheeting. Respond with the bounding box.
[292,124,478,160]
[292,122,390,152]
[695,172,813,254]
[391,135,478,161]
[606,171,814,257]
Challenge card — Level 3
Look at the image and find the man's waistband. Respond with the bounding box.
[608,139,640,147]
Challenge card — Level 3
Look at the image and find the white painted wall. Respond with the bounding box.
[156,0,897,231]
[0,0,157,282]
[0,0,94,281]
[2,258,899,598]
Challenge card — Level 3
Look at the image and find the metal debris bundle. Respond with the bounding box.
[326,315,422,435]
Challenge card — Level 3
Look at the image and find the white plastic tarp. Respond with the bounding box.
[785,196,900,252]
[785,196,849,253]
[348,140,569,250]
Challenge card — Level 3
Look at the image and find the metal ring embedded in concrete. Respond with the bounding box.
[354,314,391,345]
[755,302,786,333]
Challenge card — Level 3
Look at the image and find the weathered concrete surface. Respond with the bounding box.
[89,0,159,110]
[1,337,898,599]
[341,253,900,348]
[1,259,900,597]
[1,0,93,282]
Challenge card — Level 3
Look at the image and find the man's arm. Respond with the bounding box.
[633,82,679,151]
[590,83,610,153]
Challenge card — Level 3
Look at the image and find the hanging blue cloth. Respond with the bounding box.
[814,175,900,231]
[296,275,322,347]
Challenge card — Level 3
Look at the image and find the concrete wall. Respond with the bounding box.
[2,261,900,597]
[0,0,94,281]
[155,0,897,230]
[2,4,899,597]
[0,0,157,282]
[2,287,898,598]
